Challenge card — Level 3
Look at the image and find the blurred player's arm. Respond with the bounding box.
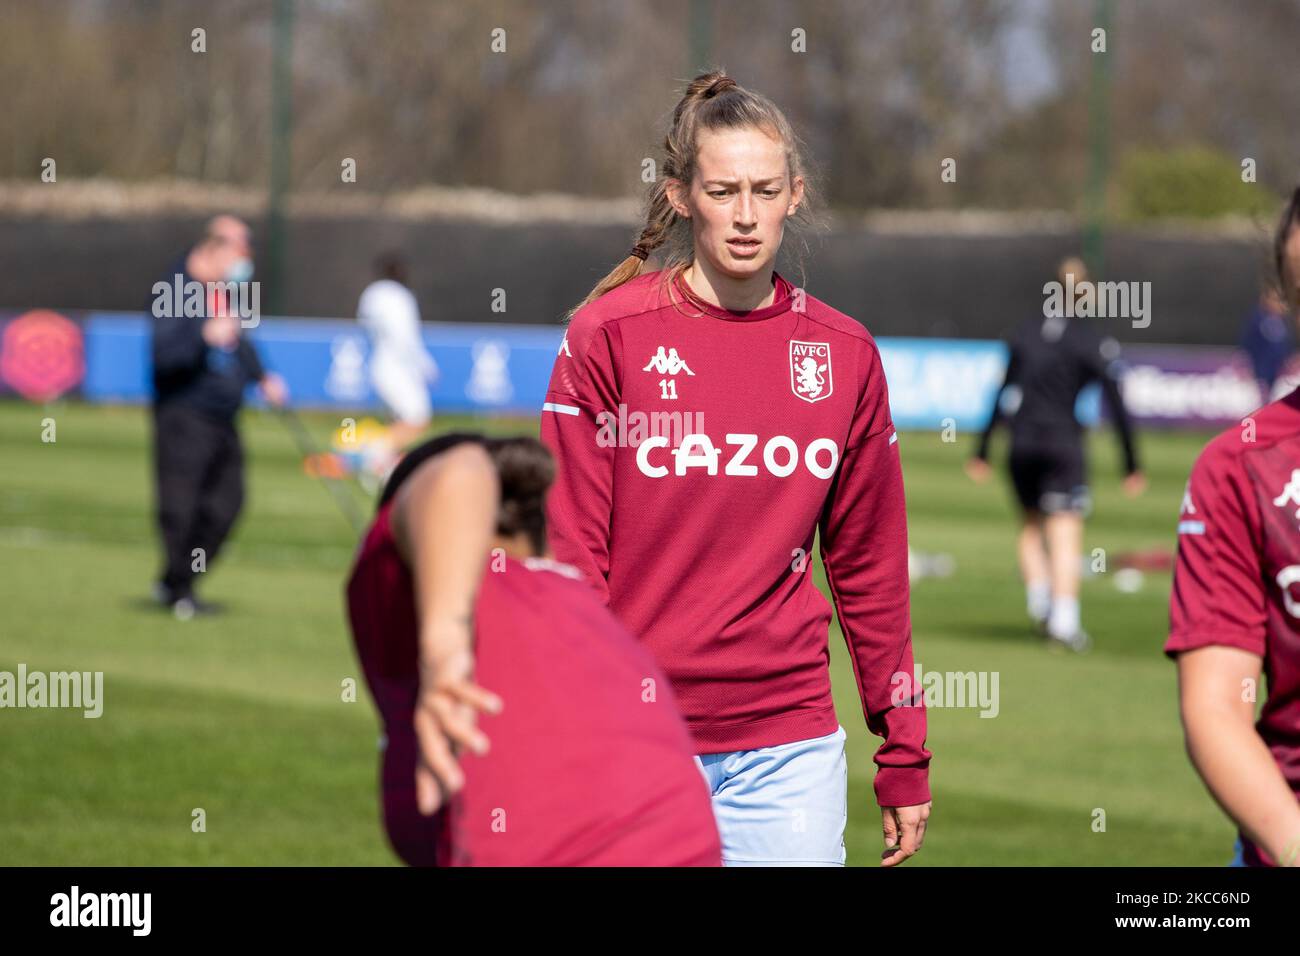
[1168,452,1300,866]
[391,442,504,814]
[236,334,266,380]
[538,320,621,603]
[968,341,1019,478]
[235,336,287,406]
[1088,335,1141,480]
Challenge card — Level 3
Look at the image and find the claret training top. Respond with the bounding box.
[347,497,722,867]
[1167,387,1300,867]
[541,267,931,808]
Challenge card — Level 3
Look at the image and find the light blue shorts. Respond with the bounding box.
[694,724,848,866]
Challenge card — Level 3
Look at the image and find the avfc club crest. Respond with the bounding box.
[789,340,832,403]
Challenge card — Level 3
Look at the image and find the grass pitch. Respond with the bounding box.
[0,400,1231,865]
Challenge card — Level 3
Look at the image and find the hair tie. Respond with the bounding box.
[629,244,649,261]
[705,77,737,98]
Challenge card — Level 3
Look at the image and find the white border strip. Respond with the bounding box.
[542,402,580,416]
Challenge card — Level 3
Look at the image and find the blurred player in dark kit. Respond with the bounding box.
[1239,283,1296,399]
[967,256,1144,651]
[149,215,287,619]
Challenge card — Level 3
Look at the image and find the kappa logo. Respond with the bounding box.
[642,346,694,376]
[1176,480,1205,535]
[789,340,832,403]
[1272,469,1300,521]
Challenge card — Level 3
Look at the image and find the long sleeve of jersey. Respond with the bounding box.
[975,342,1019,462]
[539,320,624,604]
[1085,337,1140,475]
[237,335,266,382]
[819,346,932,807]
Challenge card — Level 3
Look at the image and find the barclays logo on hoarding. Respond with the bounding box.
[466,339,512,405]
[326,334,369,403]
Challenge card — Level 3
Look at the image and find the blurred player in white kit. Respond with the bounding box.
[356,252,440,479]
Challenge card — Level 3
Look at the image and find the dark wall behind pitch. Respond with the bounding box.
[0,214,1274,346]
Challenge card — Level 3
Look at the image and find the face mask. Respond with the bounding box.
[226,257,254,283]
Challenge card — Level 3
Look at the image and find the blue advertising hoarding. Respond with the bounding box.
[60,312,1275,431]
[81,313,565,415]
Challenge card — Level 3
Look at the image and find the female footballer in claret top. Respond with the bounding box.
[345,433,721,866]
[1166,187,1300,868]
[540,70,931,866]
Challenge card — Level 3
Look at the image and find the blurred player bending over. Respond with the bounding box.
[1167,187,1300,867]
[356,252,439,480]
[345,433,720,866]
[541,70,930,866]
[966,256,1145,651]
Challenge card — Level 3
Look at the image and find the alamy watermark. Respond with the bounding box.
[50,886,150,935]
[891,662,999,718]
[0,664,103,718]
[151,273,261,327]
[594,403,705,448]
[1043,273,1151,329]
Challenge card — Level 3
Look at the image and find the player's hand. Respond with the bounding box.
[1122,471,1147,498]
[201,315,240,349]
[413,640,503,816]
[881,801,930,866]
[964,458,992,484]
[259,372,289,408]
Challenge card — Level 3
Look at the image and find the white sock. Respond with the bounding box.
[1047,596,1080,639]
[1026,581,1051,622]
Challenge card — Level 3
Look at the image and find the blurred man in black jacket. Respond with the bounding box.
[150,215,287,619]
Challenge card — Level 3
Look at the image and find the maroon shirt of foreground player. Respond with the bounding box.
[1166,388,1300,866]
[347,484,721,866]
[541,267,931,808]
